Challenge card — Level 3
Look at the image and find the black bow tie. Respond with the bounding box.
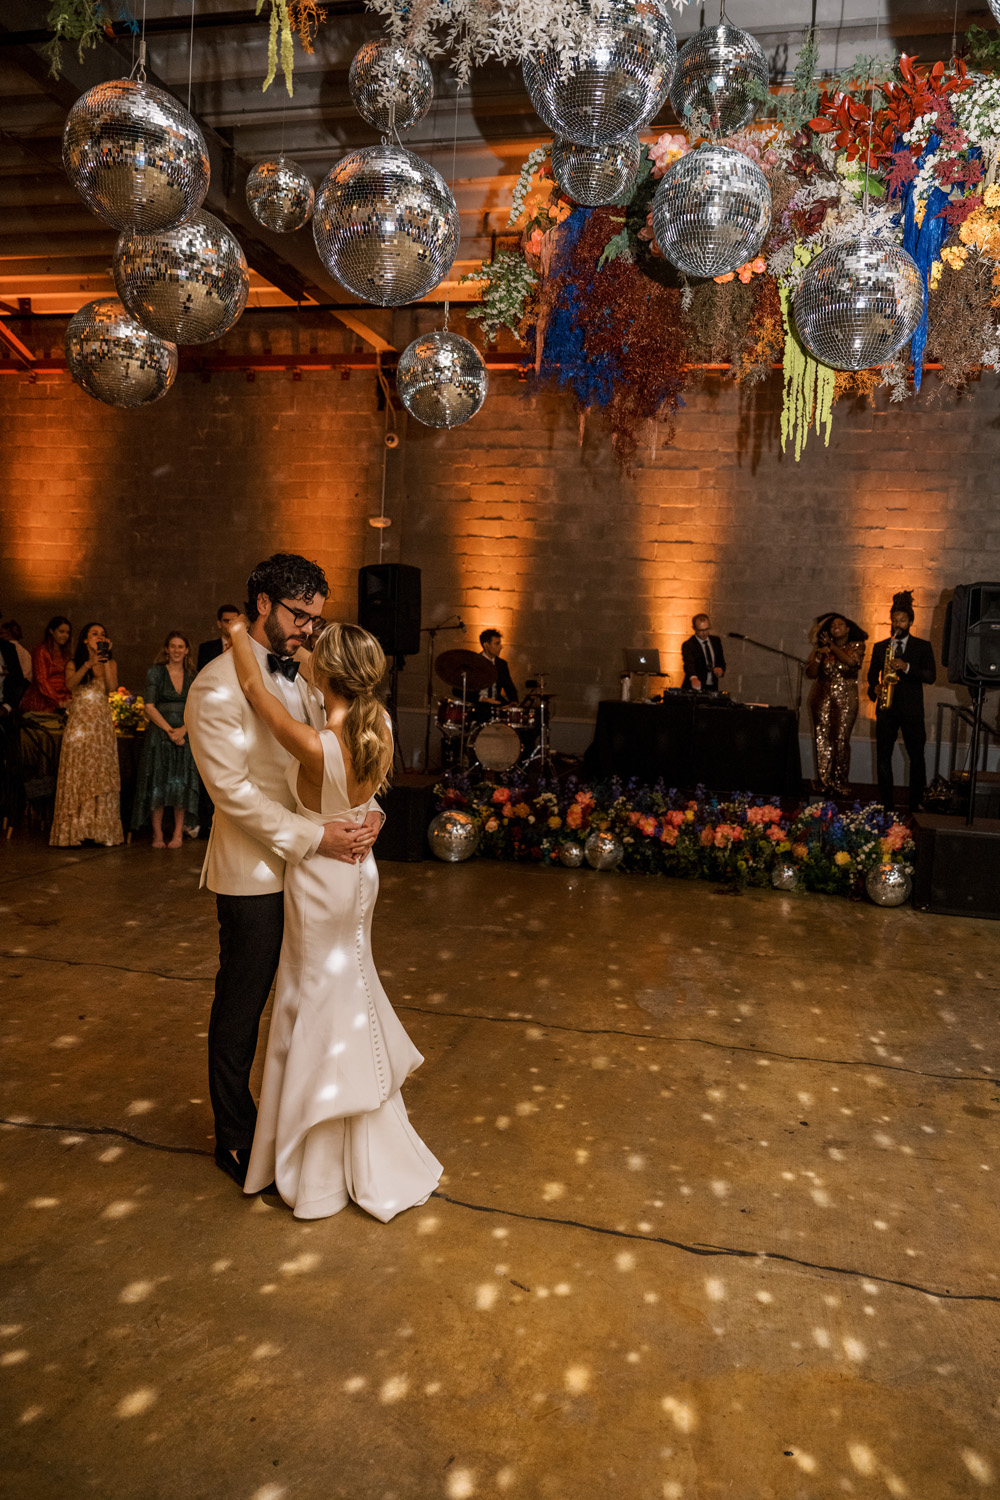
[266,653,299,682]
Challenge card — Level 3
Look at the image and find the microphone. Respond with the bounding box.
[727,632,746,640]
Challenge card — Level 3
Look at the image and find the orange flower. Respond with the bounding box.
[792,842,808,860]
[492,787,510,804]
[566,804,583,829]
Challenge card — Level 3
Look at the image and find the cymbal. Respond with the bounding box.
[435,648,495,690]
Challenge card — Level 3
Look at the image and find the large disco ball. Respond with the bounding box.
[651,143,771,279]
[551,135,640,206]
[397,331,488,428]
[349,41,434,133]
[793,235,924,372]
[114,211,250,344]
[771,859,800,892]
[65,297,177,408]
[62,79,209,233]
[522,0,677,146]
[427,810,480,862]
[313,144,460,307]
[584,829,625,870]
[245,157,314,232]
[669,24,769,136]
[558,840,586,868]
[866,863,912,908]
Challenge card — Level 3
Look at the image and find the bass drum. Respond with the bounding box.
[471,721,521,771]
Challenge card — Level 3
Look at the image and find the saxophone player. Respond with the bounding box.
[866,590,937,813]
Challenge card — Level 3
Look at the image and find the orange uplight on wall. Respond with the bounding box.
[631,474,722,686]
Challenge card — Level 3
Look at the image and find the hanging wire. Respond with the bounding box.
[374,357,398,562]
[130,0,147,82]
[187,0,196,112]
[442,85,461,331]
[951,0,960,63]
[861,4,881,218]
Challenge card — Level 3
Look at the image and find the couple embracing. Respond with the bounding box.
[185,552,441,1221]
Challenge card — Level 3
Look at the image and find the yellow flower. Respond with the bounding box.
[684,809,695,822]
[547,816,562,829]
[984,184,1000,209]
[834,851,852,867]
[929,258,943,288]
[914,198,927,228]
[792,842,808,860]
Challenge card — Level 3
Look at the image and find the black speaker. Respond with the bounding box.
[375,781,434,862]
[912,813,1000,919]
[358,565,421,657]
[943,582,1000,685]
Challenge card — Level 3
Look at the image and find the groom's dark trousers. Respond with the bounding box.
[209,891,284,1150]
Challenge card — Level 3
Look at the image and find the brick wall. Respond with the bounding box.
[2,311,998,778]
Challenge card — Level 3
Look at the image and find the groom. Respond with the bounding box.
[185,552,381,1188]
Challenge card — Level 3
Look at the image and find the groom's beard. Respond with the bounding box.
[263,611,299,658]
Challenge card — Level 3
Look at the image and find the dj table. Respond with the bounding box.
[586,697,802,796]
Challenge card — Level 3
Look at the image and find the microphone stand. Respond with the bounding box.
[421,615,464,773]
[727,633,809,720]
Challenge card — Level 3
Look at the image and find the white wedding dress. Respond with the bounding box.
[244,730,441,1220]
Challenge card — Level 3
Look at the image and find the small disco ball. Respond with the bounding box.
[669,23,768,136]
[245,157,314,233]
[651,142,771,279]
[558,840,586,868]
[551,135,640,206]
[793,234,925,372]
[62,78,209,233]
[771,860,800,892]
[114,210,250,345]
[349,41,434,133]
[522,0,677,146]
[397,331,488,428]
[427,810,480,863]
[584,829,625,870]
[866,863,912,908]
[65,297,177,408]
[313,144,460,308]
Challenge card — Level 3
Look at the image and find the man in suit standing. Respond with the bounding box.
[866,589,936,812]
[681,614,726,692]
[479,627,518,705]
[196,604,241,672]
[186,555,381,1190]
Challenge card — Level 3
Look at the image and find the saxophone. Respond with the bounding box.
[878,634,903,711]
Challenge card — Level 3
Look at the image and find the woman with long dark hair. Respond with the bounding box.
[22,616,73,715]
[49,621,123,847]
[806,612,868,798]
[132,630,200,847]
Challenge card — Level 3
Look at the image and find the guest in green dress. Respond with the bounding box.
[132,632,200,847]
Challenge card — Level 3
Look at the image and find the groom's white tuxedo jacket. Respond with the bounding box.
[185,641,324,896]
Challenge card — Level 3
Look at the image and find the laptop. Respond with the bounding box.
[623,647,661,675]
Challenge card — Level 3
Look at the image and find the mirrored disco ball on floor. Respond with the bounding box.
[65,297,177,408]
[349,41,434,132]
[114,211,249,344]
[63,79,209,233]
[866,863,912,908]
[551,135,640,205]
[427,810,480,862]
[313,144,459,307]
[558,840,586,868]
[245,157,314,232]
[652,143,771,279]
[397,331,488,428]
[669,23,768,136]
[793,234,924,371]
[584,829,624,870]
[522,0,676,146]
[771,859,800,891]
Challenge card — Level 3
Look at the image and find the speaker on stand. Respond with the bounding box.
[942,582,1000,826]
[358,565,422,768]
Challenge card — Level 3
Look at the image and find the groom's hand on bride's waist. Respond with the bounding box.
[316,818,378,864]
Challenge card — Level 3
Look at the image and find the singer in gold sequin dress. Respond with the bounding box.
[806,613,868,798]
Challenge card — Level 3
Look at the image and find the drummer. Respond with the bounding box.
[477,628,518,707]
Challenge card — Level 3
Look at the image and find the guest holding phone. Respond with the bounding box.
[50,622,123,847]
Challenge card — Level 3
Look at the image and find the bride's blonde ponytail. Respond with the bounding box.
[312,623,393,794]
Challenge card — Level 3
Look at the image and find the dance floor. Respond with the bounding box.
[2,837,999,1499]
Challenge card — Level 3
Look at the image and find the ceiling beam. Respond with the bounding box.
[0,315,35,366]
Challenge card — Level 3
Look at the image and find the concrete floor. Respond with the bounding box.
[1,836,999,1500]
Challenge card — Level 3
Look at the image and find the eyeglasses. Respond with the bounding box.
[277,600,326,632]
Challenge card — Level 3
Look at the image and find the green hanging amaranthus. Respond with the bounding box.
[778,245,836,461]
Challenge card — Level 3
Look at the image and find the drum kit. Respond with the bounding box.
[433,648,553,773]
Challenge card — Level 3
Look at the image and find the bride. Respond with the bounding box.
[227,615,441,1221]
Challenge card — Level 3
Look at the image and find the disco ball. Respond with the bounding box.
[313,144,460,307]
[866,863,912,908]
[551,135,640,206]
[62,78,209,233]
[558,840,586,868]
[349,41,434,133]
[793,234,924,372]
[245,157,314,233]
[64,297,177,408]
[669,23,769,136]
[651,143,771,279]
[522,0,677,146]
[397,331,488,428]
[114,211,250,345]
[427,810,481,862]
[771,859,800,892]
[584,829,624,870]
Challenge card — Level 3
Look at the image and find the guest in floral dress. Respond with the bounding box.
[49,622,123,847]
[22,617,73,716]
[131,632,199,847]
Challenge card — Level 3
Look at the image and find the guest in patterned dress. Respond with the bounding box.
[132,632,200,847]
[806,612,868,799]
[22,617,73,716]
[49,622,123,847]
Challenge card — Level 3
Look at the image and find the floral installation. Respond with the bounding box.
[435,775,914,898]
[108,686,145,736]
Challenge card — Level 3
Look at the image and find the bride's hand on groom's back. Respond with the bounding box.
[316,820,377,864]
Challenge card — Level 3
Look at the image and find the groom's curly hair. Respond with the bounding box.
[245,553,329,621]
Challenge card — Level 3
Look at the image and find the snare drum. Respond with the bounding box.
[436,697,469,739]
[471,721,521,771]
[502,705,539,732]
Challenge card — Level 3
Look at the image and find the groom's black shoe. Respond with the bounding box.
[214,1145,251,1188]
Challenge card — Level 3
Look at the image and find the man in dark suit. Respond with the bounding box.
[197,604,241,672]
[479,628,518,705]
[681,614,726,692]
[0,601,27,719]
[866,590,936,812]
